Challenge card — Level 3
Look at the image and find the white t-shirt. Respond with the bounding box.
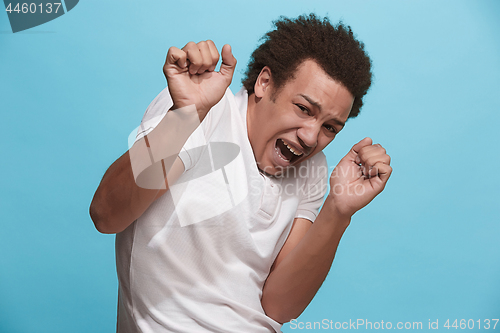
[116,87,329,333]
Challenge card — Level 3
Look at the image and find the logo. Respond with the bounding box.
[3,0,79,33]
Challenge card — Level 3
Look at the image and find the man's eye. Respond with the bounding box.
[324,125,337,134]
[297,104,310,115]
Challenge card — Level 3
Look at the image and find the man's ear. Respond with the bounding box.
[253,66,272,98]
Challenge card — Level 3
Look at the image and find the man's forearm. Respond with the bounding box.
[89,105,199,234]
[261,198,351,323]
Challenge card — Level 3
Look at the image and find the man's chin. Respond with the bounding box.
[256,161,281,177]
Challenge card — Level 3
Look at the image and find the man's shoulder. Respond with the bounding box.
[214,87,247,114]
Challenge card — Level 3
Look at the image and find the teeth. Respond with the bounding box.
[282,140,303,156]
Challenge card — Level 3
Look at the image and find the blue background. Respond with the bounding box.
[1,0,499,332]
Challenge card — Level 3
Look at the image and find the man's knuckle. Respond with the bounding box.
[188,55,201,65]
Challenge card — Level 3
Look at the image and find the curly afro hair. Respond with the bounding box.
[242,13,372,118]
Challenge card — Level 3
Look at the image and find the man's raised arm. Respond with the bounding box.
[89,41,236,234]
[261,137,392,323]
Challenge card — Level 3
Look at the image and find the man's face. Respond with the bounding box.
[247,59,355,176]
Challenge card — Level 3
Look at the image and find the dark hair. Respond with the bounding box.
[242,14,372,118]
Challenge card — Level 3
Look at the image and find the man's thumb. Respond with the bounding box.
[220,44,237,80]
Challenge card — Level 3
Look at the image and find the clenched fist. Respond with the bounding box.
[163,40,237,121]
[328,137,392,218]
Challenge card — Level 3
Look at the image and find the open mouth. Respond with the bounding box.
[275,138,303,165]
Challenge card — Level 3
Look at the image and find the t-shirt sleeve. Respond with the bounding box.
[134,87,173,142]
[294,152,329,222]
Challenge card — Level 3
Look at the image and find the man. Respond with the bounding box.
[90,14,392,332]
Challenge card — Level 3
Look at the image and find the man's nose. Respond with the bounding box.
[297,120,320,152]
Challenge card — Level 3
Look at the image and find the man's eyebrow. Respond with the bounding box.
[298,94,346,128]
[299,94,322,111]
